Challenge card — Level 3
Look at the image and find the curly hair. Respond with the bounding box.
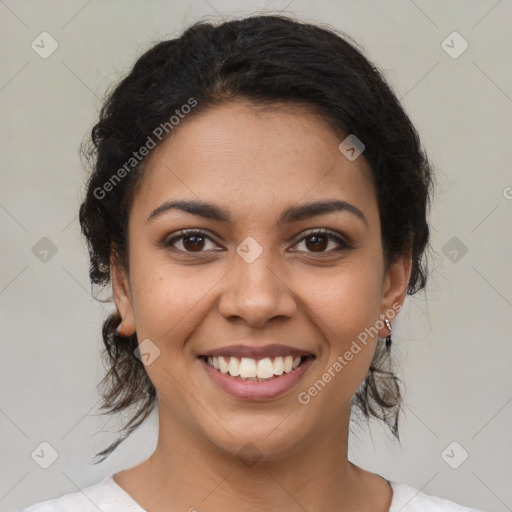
[78,14,434,463]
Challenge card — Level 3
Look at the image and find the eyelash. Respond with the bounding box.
[163,228,352,256]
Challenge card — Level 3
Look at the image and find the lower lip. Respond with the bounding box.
[200,357,314,400]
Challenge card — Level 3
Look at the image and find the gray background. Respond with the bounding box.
[1,1,511,511]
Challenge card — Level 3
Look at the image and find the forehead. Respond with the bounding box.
[130,101,378,226]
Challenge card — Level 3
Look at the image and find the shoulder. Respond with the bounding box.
[18,475,143,512]
[389,481,484,511]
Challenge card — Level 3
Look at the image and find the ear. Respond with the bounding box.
[111,251,136,337]
[378,250,412,334]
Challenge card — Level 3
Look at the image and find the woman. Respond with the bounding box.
[21,14,483,512]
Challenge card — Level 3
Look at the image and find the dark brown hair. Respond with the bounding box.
[79,14,433,463]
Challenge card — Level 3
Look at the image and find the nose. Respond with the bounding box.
[218,249,297,328]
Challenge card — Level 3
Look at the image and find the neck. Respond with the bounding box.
[115,405,391,511]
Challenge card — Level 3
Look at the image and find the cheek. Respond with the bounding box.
[302,261,384,340]
[297,274,380,414]
[129,264,221,401]
[132,264,222,341]
[299,260,383,392]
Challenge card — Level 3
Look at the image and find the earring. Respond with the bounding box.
[384,318,392,349]
[115,321,124,337]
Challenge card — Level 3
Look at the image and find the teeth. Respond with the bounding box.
[218,356,229,374]
[206,355,305,378]
[273,356,284,375]
[239,358,257,378]
[256,358,274,379]
[228,357,240,376]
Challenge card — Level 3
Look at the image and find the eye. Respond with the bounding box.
[163,228,351,256]
[291,229,351,255]
[164,229,220,253]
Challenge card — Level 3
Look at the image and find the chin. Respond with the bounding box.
[196,410,314,463]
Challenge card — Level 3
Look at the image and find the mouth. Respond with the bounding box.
[200,354,312,381]
[198,346,316,400]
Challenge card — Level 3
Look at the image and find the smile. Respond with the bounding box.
[199,353,315,400]
[205,355,304,380]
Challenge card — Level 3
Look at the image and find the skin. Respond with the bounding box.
[111,100,412,511]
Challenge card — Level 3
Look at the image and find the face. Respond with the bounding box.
[112,100,411,460]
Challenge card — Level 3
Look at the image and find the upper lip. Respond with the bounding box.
[200,344,314,359]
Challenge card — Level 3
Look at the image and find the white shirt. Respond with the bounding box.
[19,474,484,511]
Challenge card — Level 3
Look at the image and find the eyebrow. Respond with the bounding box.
[146,199,367,227]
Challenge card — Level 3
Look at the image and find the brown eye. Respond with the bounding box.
[164,230,218,253]
[304,234,329,252]
[293,230,350,254]
[182,234,206,252]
